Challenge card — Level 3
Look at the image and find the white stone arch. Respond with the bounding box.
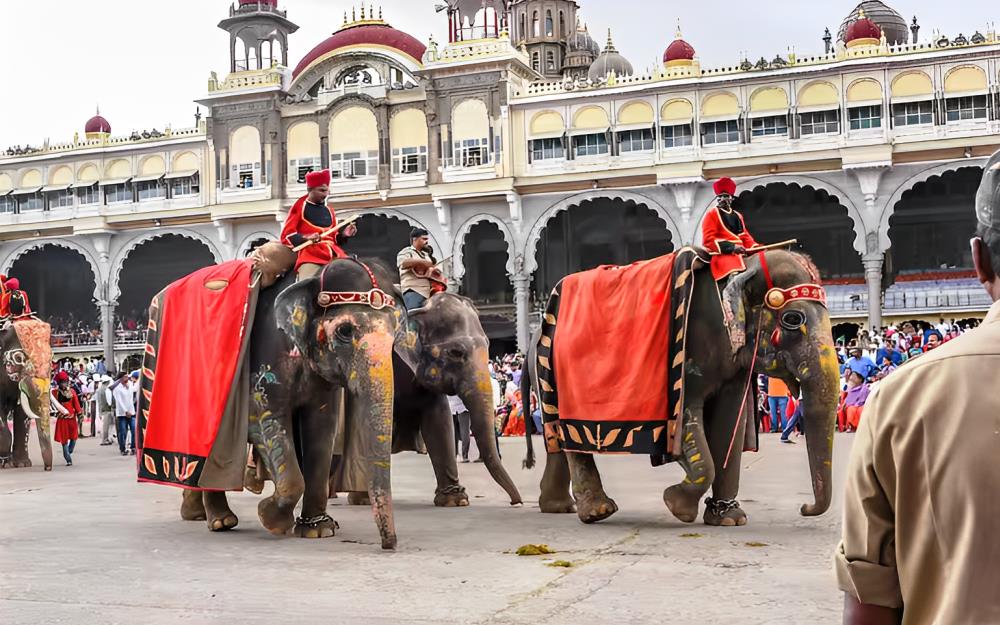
[523,190,681,276]
[108,228,223,302]
[878,159,988,252]
[451,214,517,283]
[356,208,442,253]
[237,231,279,258]
[694,175,870,255]
[1,238,105,301]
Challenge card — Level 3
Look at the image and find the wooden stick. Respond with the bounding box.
[291,214,360,252]
[708,239,798,256]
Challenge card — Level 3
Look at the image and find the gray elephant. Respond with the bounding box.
[523,250,839,526]
[332,292,522,507]
[1,321,54,470]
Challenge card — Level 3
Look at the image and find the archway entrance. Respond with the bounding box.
[117,235,216,333]
[735,183,862,280]
[532,197,674,297]
[886,167,981,281]
[342,214,416,278]
[462,221,516,357]
[7,245,98,345]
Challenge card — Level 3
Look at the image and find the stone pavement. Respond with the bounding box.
[0,433,854,625]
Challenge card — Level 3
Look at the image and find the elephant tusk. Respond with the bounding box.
[20,391,41,421]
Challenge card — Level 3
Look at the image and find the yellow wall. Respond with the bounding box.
[77,164,99,182]
[330,107,379,152]
[529,111,565,135]
[20,169,42,187]
[49,166,72,185]
[750,87,789,112]
[0,173,12,191]
[618,101,654,125]
[847,79,882,102]
[452,99,490,140]
[944,66,987,93]
[105,159,131,179]
[390,109,428,149]
[287,121,321,160]
[891,72,933,97]
[798,82,839,107]
[230,126,261,165]
[702,92,739,117]
[172,151,199,172]
[572,106,610,129]
[140,155,166,176]
[661,99,693,122]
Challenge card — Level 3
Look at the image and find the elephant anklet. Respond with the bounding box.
[295,513,339,530]
[704,497,741,517]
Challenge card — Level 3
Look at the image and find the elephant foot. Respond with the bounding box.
[180,490,207,521]
[0,456,11,469]
[258,496,296,536]
[703,498,747,527]
[663,484,702,523]
[575,491,618,524]
[538,494,576,514]
[347,491,371,506]
[13,457,31,469]
[434,485,469,507]
[43,465,52,472]
[244,466,265,495]
[207,513,239,532]
[293,514,339,539]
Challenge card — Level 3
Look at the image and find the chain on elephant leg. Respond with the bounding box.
[703,496,747,527]
[663,408,714,523]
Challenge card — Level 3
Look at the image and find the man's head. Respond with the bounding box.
[305,169,332,204]
[410,227,429,251]
[55,370,69,390]
[973,150,1000,301]
[926,333,941,349]
[850,348,862,359]
[714,177,737,210]
[847,371,865,388]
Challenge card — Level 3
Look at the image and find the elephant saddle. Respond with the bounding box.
[137,260,260,491]
[535,248,702,457]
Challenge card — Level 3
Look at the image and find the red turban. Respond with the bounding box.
[305,169,331,188]
[5,278,19,291]
[713,177,737,196]
[55,371,70,384]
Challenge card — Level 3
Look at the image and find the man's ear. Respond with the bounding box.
[275,278,319,356]
[972,237,995,286]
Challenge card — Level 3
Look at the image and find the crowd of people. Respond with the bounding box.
[49,311,147,347]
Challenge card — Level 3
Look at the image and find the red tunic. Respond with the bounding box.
[53,388,82,443]
[280,195,347,271]
[701,206,759,280]
[0,287,8,319]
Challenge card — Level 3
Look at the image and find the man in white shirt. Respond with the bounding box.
[111,372,136,456]
[95,375,115,446]
[448,394,471,463]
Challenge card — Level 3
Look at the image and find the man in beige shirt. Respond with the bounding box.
[835,151,1000,625]
[397,228,434,310]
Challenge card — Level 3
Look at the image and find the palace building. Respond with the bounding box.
[1,0,998,362]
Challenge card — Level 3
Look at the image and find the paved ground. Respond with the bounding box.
[1,432,854,625]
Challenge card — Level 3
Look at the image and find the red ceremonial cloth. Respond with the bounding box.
[553,254,675,425]
[141,260,253,460]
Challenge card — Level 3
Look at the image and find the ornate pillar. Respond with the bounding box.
[320,136,330,170]
[100,300,116,369]
[863,254,884,331]
[512,273,531,354]
[375,103,391,191]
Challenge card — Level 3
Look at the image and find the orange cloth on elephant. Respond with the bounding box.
[701,206,758,281]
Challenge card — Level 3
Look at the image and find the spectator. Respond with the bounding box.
[449,394,471,463]
[51,371,82,466]
[922,332,942,353]
[842,347,877,382]
[780,393,803,444]
[837,371,870,433]
[766,377,790,434]
[95,375,115,446]
[111,371,136,456]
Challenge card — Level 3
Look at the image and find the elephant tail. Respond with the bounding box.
[521,357,536,469]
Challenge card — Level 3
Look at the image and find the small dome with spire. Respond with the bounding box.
[85,109,111,138]
[663,21,696,66]
[587,30,633,81]
[567,20,600,55]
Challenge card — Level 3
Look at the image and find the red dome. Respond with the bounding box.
[845,16,882,44]
[663,38,695,64]
[85,115,111,134]
[293,24,426,78]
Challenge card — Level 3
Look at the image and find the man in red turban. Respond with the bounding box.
[701,177,759,282]
[280,169,357,279]
[1,277,32,320]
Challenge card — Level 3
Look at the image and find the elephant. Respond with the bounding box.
[176,255,402,549]
[1,321,54,470]
[331,292,522,508]
[523,249,839,527]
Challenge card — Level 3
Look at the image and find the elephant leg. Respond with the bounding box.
[421,399,468,507]
[663,401,715,523]
[703,382,750,527]
[294,408,339,539]
[0,412,13,467]
[347,491,370,505]
[244,447,267,495]
[180,489,207,521]
[249,410,304,536]
[12,408,31,468]
[566,452,617,523]
[36,411,53,471]
[203,491,239,531]
[538,451,575,513]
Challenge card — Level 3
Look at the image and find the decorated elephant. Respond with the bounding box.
[523,249,839,526]
[0,320,54,470]
[143,249,402,549]
[332,292,522,507]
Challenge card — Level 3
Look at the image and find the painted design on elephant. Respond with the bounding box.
[290,303,307,330]
[249,409,288,479]
[252,364,278,407]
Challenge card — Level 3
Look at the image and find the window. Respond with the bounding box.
[530,137,564,161]
[751,115,788,138]
[520,14,526,40]
[76,184,100,205]
[137,180,165,201]
[105,184,131,204]
[0,195,15,213]
[849,105,882,130]
[702,120,740,145]
[532,11,539,37]
[945,95,988,122]
[392,146,428,174]
[19,194,43,212]
[531,52,540,72]
[892,101,932,127]
[330,152,377,178]
[290,157,320,183]
[546,51,556,73]
[799,110,840,136]
[453,139,490,167]
[545,10,553,36]
[559,11,566,37]
[572,133,609,157]
[47,190,74,209]
[170,175,200,197]
[661,124,693,148]
[618,128,654,153]
[233,163,256,188]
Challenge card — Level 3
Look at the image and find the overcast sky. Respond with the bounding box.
[1,1,995,147]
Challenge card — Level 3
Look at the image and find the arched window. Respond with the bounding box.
[520,12,526,40]
[532,11,540,37]
[545,10,554,37]
[559,11,566,37]
[532,51,540,72]
[546,50,556,72]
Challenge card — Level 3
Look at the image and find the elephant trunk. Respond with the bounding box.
[797,334,840,517]
[358,332,398,550]
[461,347,523,505]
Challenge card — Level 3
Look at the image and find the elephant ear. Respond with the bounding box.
[720,264,760,353]
[275,277,320,357]
[392,305,422,377]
